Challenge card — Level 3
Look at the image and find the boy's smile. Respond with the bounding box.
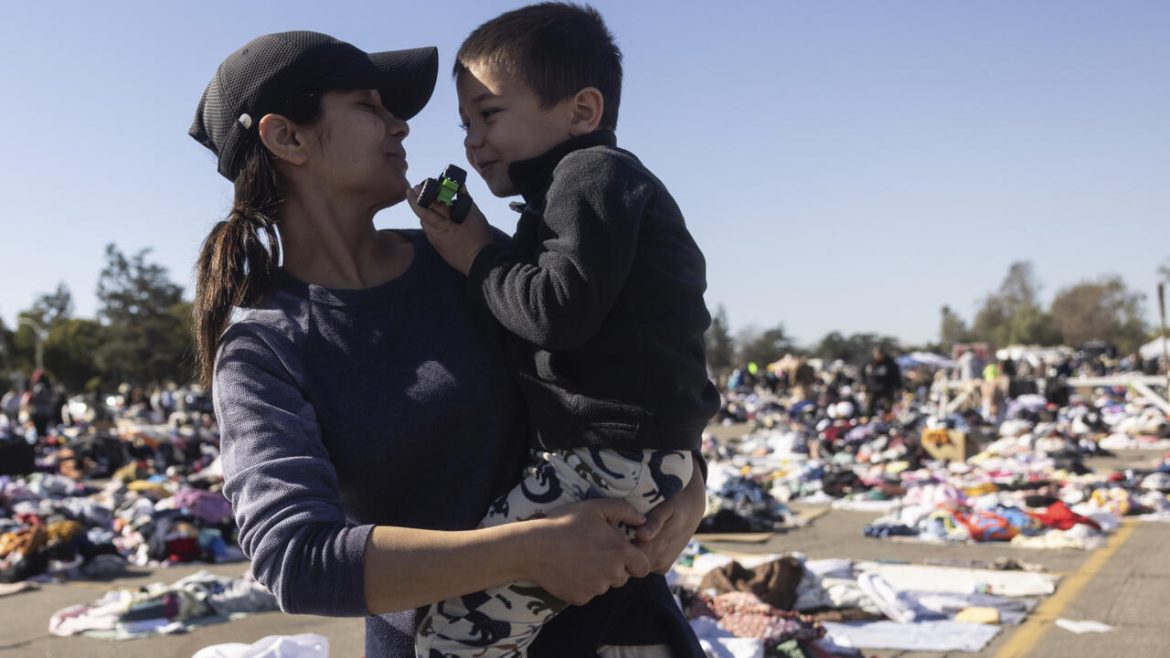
[457,63,579,197]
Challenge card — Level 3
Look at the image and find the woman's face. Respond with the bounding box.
[303,89,412,208]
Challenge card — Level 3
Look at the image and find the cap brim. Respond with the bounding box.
[324,46,438,120]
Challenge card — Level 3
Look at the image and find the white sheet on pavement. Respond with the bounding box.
[822,620,1000,652]
[858,563,1059,597]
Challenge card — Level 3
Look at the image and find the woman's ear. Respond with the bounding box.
[568,87,605,135]
[258,114,309,166]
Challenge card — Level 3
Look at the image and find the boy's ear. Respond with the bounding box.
[258,113,310,167]
[568,87,604,135]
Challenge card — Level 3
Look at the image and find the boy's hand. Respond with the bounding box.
[407,181,493,276]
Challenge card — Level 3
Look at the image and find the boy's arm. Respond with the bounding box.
[468,153,653,350]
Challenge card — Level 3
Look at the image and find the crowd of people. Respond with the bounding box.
[721,344,1164,427]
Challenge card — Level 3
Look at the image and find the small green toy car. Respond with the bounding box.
[417,164,472,223]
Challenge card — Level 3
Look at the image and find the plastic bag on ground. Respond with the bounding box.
[192,633,329,658]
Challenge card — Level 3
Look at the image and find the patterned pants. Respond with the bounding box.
[415,447,694,658]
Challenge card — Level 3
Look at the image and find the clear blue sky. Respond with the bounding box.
[1,1,1167,347]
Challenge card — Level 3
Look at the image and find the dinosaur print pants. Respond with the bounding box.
[415,447,694,658]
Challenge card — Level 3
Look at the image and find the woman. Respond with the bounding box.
[188,31,706,657]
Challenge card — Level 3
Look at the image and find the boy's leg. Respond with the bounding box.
[615,449,694,517]
[416,449,694,657]
[556,448,694,530]
[416,450,593,657]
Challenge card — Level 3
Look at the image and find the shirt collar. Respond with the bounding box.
[507,130,617,202]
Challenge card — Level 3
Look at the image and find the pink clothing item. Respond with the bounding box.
[699,592,825,646]
[171,489,232,525]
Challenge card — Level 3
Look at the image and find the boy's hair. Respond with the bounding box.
[455,2,623,131]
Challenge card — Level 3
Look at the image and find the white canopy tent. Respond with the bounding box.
[896,351,954,369]
[996,345,1075,368]
[1140,336,1169,361]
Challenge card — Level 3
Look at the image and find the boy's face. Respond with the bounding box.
[457,63,577,197]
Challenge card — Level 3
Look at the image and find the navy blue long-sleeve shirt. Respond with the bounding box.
[213,230,700,657]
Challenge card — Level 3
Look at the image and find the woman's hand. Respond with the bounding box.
[633,457,705,573]
[407,182,493,275]
[524,498,651,606]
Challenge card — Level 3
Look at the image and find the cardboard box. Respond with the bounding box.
[921,428,976,462]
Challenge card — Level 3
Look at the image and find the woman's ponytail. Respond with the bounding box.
[192,145,283,388]
[191,89,323,388]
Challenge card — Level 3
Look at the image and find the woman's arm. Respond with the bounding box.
[218,327,652,618]
[632,456,706,573]
[362,498,651,615]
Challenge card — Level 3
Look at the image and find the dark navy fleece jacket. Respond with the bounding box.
[467,131,721,453]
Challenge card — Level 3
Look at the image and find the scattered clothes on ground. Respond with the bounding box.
[0,410,241,587]
[48,570,277,640]
[672,549,1055,655]
[698,557,804,610]
[702,366,1170,553]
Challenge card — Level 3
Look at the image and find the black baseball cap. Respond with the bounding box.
[190,31,438,181]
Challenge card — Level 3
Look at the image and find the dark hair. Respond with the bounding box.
[192,90,323,388]
[454,2,622,130]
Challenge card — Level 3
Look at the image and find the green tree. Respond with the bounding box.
[7,283,77,380]
[970,261,1056,347]
[95,244,193,385]
[1008,304,1063,347]
[737,324,797,368]
[43,318,106,392]
[704,305,735,380]
[11,312,47,374]
[1049,276,1147,354]
[939,306,969,354]
[31,282,74,326]
[815,331,900,365]
[0,317,12,374]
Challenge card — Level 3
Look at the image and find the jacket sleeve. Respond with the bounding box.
[467,151,653,350]
[214,327,372,617]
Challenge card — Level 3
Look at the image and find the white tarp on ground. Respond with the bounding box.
[820,620,1000,652]
[857,563,1059,597]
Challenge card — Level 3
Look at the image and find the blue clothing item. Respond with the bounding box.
[214,230,698,657]
[992,505,1037,533]
[863,523,919,539]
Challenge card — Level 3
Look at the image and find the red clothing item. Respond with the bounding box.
[1029,501,1101,531]
[165,537,202,563]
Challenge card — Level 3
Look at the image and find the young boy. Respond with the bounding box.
[409,3,720,655]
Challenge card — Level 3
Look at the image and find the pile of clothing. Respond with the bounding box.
[699,384,1170,549]
[0,416,241,584]
[699,473,792,534]
[670,548,1057,656]
[49,570,277,640]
